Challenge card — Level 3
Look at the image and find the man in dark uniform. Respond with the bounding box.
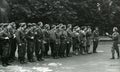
[0,23,11,66]
[26,23,35,62]
[35,22,44,61]
[0,23,3,59]
[8,22,17,62]
[60,25,67,57]
[49,25,56,58]
[54,25,61,59]
[93,27,99,53]
[16,23,27,64]
[43,24,50,57]
[106,27,120,59]
[86,26,92,54]
[66,24,72,57]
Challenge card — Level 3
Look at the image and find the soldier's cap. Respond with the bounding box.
[61,25,66,29]
[38,21,43,25]
[3,23,8,27]
[76,27,80,31]
[67,24,72,27]
[113,27,118,31]
[32,23,36,26]
[74,26,78,29]
[56,25,60,29]
[27,23,32,27]
[19,23,26,27]
[51,25,56,28]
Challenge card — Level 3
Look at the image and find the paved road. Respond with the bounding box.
[0,42,120,72]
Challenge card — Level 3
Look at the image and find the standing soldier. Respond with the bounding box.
[8,22,17,62]
[106,27,120,59]
[0,23,3,59]
[59,25,67,57]
[93,27,99,53]
[49,25,56,58]
[35,22,44,61]
[0,24,11,67]
[43,24,50,57]
[66,24,73,57]
[54,25,61,59]
[16,23,27,64]
[86,26,92,54]
[26,23,35,62]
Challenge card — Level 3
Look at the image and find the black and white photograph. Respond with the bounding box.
[0,0,120,72]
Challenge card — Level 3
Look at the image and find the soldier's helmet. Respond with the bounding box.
[27,23,32,27]
[44,24,50,29]
[19,23,26,27]
[61,25,66,30]
[113,27,118,32]
[38,21,43,27]
[67,24,72,28]
[51,25,56,29]
[3,23,8,28]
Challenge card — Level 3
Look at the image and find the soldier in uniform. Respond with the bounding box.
[26,23,35,62]
[93,27,99,53]
[106,27,120,59]
[54,25,61,59]
[8,22,17,62]
[43,24,50,57]
[86,26,92,54]
[0,24,11,66]
[72,26,80,55]
[16,23,27,64]
[35,22,44,61]
[66,24,73,57]
[59,25,67,57]
[49,25,56,58]
[0,23,3,59]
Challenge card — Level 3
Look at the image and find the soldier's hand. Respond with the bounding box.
[13,34,16,38]
[31,37,34,39]
[106,32,109,36]
[5,37,9,39]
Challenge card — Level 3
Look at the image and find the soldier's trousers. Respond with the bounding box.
[27,41,35,60]
[9,38,17,60]
[44,42,49,56]
[1,43,10,64]
[59,41,66,57]
[93,40,99,52]
[53,42,59,58]
[35,41,44,60]
[112,44,119,58]
[50,40,55,56]
[66,42,71,56]
[18,43,26,62]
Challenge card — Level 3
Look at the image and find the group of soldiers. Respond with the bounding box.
[0,22,99,67]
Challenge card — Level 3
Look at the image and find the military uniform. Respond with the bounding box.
[66,28,72,57]
[8,24,17,61]
[43,28,50,57]
[0,24,11,66]
[35,26,44,61]
[86,28,92,54]
[49,27,56,58]
[93,29,99,53]
[60,28,67,57]
[16,24,27,64]
[111,31,119,59]
[26,25,35,62]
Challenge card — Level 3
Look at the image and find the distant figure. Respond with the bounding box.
[106,27,120,59]
[0,0,9,23]
[93,27,99,53]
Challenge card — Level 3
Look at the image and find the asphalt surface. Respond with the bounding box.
[0,42,120,72]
